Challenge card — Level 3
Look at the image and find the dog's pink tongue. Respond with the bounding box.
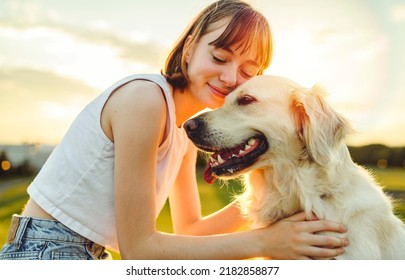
[203,164,215,184]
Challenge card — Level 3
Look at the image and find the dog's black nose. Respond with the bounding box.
[184,119,198,132]
[183,118,205,139]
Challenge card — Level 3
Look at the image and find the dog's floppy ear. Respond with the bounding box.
[291,84,351,166]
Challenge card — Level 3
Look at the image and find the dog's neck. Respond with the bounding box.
[240,145,354,226]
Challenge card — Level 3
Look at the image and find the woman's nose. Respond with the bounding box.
[219,66,238,88]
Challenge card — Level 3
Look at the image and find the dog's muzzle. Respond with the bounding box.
[183,117,269,184]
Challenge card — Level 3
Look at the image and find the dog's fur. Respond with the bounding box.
[184,75,405,259]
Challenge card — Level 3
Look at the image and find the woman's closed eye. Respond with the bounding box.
[212,55,227,64]
[240,67,258,79]
[240,70,255,79]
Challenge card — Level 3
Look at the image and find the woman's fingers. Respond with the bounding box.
[283,213,349,259]
[305,245,346,259]
[266,212,349,259]
[282,211,308,222]
[307,219,348,234]
[284,212,347,233]
[306,231,349,248]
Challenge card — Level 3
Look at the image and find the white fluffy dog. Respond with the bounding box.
[184,75,405,259]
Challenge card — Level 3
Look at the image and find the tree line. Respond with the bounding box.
[349,144,405,168]
[0,151,36,178]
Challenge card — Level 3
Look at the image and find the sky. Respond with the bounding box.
[0,0,404,147]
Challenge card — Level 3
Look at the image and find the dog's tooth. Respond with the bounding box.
[248,139,256,145]
[232,154,237,158]
[227,168,234,173]
[239,150,244,155]
[244,144,251,151]
[217,155,225,164]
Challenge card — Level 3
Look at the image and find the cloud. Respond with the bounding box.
[0,66,98,144]
[0,66,97,102]
[0,1,168,143]
[0,18,165,69]
[0,22,165,89]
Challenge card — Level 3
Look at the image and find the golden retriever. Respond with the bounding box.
[184,75,405,259]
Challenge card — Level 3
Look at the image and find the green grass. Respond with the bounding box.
[368,167,405,221]
[0,167,404,260]
[0,179,32,245]
[368,167,405,191]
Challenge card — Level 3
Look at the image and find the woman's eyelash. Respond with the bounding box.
[212,55,226,63]
[241,71,253,78]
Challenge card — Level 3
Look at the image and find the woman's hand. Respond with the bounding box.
[260,212,349,260]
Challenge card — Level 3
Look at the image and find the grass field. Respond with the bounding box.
[0,167,404,259]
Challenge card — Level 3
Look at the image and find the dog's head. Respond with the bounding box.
[184,75,351,184]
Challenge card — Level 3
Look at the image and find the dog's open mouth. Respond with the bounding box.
[200,135,269,184]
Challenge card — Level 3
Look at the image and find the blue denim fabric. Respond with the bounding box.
[0,215,111,260]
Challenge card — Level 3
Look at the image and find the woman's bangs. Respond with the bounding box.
[210,11,271,71]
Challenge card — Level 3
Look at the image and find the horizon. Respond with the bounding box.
[1,0,404,147]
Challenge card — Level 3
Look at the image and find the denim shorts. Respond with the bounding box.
[0,214,111,260]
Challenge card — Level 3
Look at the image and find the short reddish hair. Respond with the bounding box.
[162,0,272,91]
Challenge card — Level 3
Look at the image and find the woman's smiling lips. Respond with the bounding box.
[208,83,231,99]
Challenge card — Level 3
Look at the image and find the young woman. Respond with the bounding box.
[0,0,348,260]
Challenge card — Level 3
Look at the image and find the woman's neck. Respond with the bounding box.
[172,87,207,127]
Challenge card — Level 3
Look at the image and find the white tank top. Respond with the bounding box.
[27,74,189,252]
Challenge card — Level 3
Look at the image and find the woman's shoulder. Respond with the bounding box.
[101,78,168,143]
[109,79,168,113]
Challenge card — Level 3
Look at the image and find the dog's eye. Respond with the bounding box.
[237,95,257,106]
